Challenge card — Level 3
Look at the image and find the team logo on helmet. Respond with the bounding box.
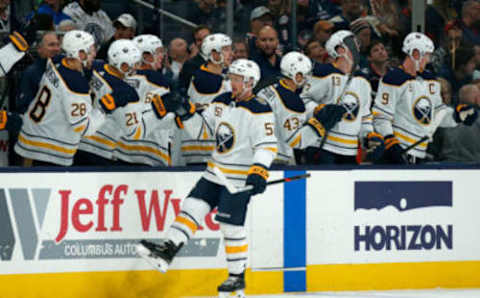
[339,91,360,121]
[216,122,235,154]
[413,96,432,125]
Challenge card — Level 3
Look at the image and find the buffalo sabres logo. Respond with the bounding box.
[339,91,360,121]
[413,96,432,125]
[216,122,235,153]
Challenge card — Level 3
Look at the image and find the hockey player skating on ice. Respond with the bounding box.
[373,32,478,164]
[300,30,384,164]
[137,59,277,297]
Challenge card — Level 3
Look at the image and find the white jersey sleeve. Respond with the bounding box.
[0,43,25,77]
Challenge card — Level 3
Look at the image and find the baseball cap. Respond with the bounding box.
[114,13,137,30]
[314,20,334,33]
[250,6,272,21]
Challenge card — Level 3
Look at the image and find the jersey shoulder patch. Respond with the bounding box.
[275,83,306,113]
[191,67,224,94]
[312,63,343,77]
[382,67,413,86]
[56,62,90,94]
[212,92,233,105]
[237,97,272,114]
[136,69,170,88]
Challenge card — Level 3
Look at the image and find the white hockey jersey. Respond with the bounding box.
[301,63,374,156]
[182,92,278,187]
[257,80,308,164]
[62,2,115,43]
[78,62,140,160]
[372,67,455,158]
[15,57,105,166]
[114,69,172,166]
[183,64,232,164]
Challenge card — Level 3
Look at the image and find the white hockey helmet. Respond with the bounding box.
[61,30,95,62]
[402,32,434,57]
[280,51,312,87]
[325,30,360,68]
[108,39,141,76]
[133,34,163,55]
[201,33,232,65]
[228,59,261,88]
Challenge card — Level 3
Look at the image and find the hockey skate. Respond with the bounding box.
[136,239,182,273]
[218,275,246,298]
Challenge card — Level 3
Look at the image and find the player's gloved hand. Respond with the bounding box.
[0,110,23,133]
[384,135,408,164]
[365,132,385,161]
[246,164,269,196]
[99,90,139,113]
[454,104,478,126]
[152,92,195,127]
[9,31,29,52]
[313,104,347,131]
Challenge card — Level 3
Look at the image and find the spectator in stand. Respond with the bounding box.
[248,6,273,39]
[303,38,327,63]
[63,0,115,45]
[251,25,281,86]
[29,0,71,27]
[266,0,290,49]
[360,39,389,100]
[459,0,480,46]
[232,36,248,60]
[168,38,190,82]
[187,0,224,32]
[437,84,480,163]
[350,17,371,69]
[16,31,61,113]
[431,19,462,75]
[305,0,341,28]
[438,46,476,102]
[0,0,21,32]
[178,25,211,91]
[313,19,333,45]
[96,13,136,60]
[57,19,77,33]
[329,0,366,31]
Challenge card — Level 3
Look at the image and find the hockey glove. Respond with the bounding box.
[99,90,139,114]
[246,164,269,196]
[0,111,23,133]
[313,104,347,131]
[365,132,385,162]
[454,104,478,126]
[383,135,408,164]
[9,31,29,52]
[151,92,195,128]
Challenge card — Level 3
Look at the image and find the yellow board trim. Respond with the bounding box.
[18,135,76,155]
[307,261,480,292]
[0,268,283,298]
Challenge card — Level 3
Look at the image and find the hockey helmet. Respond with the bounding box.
[201,33,232,65]
[280,51,312,87]
[61,30,95,62]
[402,32,434,57]
[325,30,360,69]
[228,59,261,88]
[108,39,141,75]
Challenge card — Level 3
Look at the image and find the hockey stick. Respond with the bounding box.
[400,108,449,155]
[213,166,310,194]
